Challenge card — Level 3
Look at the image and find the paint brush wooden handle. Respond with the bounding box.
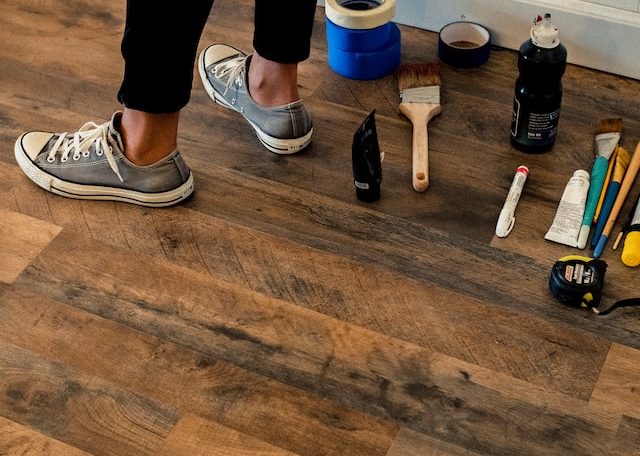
[399,102,442,192]
[594,141,640,257]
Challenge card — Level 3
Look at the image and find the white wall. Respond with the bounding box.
[321,0,640,79]
[583,0,639,12]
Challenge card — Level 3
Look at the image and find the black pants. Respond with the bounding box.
[117,0,317,114]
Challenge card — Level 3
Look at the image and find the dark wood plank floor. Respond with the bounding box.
[1,0,640,454]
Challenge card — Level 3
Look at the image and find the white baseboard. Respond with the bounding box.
[320,0,640,79]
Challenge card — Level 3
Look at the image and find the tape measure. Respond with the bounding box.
[549,255,607,309]
[549,255,640,315]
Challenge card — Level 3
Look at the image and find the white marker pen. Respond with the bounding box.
[496,165,529,238]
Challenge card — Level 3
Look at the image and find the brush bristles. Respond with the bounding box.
[398,63,441,104]
[397,63,441,92]
[595,118,623,135]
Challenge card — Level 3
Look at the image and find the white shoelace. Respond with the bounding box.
[46,120,124,182]
[213,54,247,96]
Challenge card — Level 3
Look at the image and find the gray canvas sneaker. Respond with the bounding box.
[198,43,313,154]
[14,112,194,207]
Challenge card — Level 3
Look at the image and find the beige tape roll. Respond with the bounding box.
[325,0,396,30]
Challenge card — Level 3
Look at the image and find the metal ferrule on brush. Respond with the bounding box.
[400,86,440,104]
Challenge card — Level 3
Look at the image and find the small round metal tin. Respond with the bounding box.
[438,22,491,68]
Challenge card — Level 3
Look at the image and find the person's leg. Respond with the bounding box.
[119,110,180,165]
[247,57,299,107]
[197,0,317,153]
[14,0,215,206]
[249,0,317,107]
[118,0,214,165]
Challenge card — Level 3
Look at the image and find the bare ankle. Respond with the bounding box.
[248,52,300,107]
[120,109,180,165]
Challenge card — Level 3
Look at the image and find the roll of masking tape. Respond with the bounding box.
[325,0,400,80]
[325,0,396,30]
[327,21,401,79]
[326,19,392,52]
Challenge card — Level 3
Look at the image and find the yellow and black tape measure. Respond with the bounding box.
[549,256,607,309]
[549,255,640,315]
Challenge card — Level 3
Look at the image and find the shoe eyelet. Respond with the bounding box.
[61,156,69,163]
[72,154,81,161]
[82,151,90,157]
[96,150,103,156]
[231,98,236,105]
[46,156,55,163]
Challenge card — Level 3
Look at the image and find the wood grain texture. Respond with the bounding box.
[0,416,94,456]
[590,343,640,419]
[157,414,301,456]
[0,285,397,456]
[0,162,24,194]
[1,0,640,454]
[0,209,61,283]
[0,340,179,456]
[184,165,640,348]
[0,179,611,401]
[385,428,480,456]
[9,231,623,456]
[607,415,640,456]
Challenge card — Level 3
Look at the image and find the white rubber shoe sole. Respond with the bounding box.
[198,54,313,155]
[14,137,194,207]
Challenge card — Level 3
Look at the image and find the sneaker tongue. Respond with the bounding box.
[108,112,125,152]
[244,54,252,85]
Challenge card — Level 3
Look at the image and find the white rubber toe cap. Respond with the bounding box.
[19,131,55,161]
[202,44,244,67]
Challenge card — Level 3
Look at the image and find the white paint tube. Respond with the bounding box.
[545,170,590,247]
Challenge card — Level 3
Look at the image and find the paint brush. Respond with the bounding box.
[577,118,623,249]
[593,145,618,224]
[591,146,630,248]
[593,141,640,258]
[398,63,442,192]
[613,196,639,250]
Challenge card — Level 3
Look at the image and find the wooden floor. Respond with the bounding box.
[1,0,640,455]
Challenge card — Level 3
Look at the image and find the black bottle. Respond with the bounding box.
[510,14,567,153]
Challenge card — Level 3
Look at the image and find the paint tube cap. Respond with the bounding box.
[573,169,590,181]
[621,231,640,267]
